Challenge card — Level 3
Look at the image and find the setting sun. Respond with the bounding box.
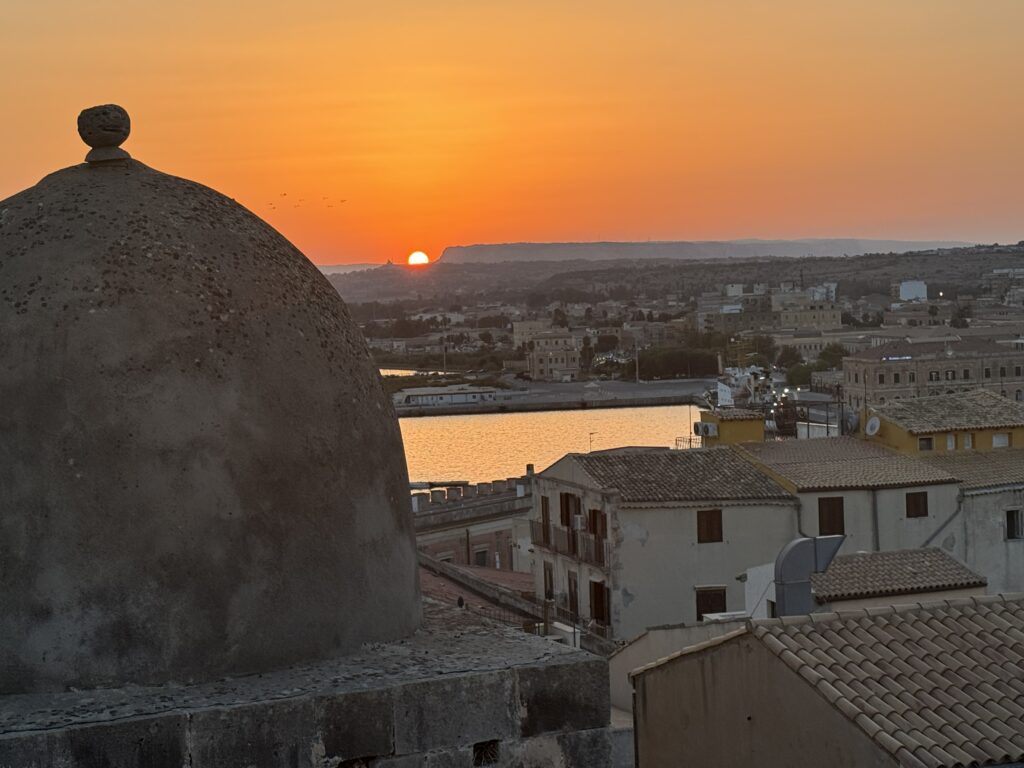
[407,251,430,266]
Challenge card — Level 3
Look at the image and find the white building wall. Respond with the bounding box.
[795,483,960,556]
[962,487,1024,593]
[612,501,798,640]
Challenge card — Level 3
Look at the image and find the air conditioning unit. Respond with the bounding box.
[700,422,718,437]
[693,422,702,436]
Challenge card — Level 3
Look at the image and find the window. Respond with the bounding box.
[985,367,992,379]
[918,437,934,451]
[893,373,901,384]
[543,562,554,600]
[1016,366,1022,377]
[474,548,490,567]
[695,588,727,621]
[906,491,929,518]
[590,580,610,625]
[766,600,777,619]
[1001,367,1008,378]
[818,497,845,535]
[944,370,956,381]
[963,433,974,450]
[993,432,1011,449]
[947,433,956,451]
[540,496,551,544]
[567,571,579,618]
[928,370,940,382]
[854,372,859,384]
[559,491,581,537]
[963,369,971,380]
[909,372,916,384]
[697,509,723,543]
[1017,390,1023,402]
[1008,510,1023,541]
[878,373,885,385]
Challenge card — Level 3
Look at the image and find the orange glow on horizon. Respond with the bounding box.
[2,2,1024,264]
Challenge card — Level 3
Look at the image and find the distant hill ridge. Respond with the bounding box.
[440,239,972,264]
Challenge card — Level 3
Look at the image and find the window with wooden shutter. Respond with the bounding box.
[590,581,610,626]
[818,497,845,535]
[695,588,727,621]
[697,509,723,543]
[906,491,928,518]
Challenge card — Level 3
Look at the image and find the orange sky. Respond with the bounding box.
[2,1,1023,264]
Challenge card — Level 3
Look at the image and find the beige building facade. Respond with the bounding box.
[843,338,1024,410]
[527,331,581,381]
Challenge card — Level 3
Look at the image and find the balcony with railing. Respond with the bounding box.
[530,520,610,569]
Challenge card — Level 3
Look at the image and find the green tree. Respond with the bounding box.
[581,336,594,370]
[816,343,848,370]
[750,334,778,362]
[478,331,494,345]
[552,307,568,328]
[786,363,813,387]
[776,347,804,369]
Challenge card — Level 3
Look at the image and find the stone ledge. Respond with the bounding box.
[0,600,610,768]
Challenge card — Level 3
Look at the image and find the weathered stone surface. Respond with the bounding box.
[319,688,394,762]
[0,714,188,768]
[0,153,420,694]
[190,699,318,768]
[0,603,613,766]
[393,670,515,754]
[517,655,609,736]
[77,104,130,148]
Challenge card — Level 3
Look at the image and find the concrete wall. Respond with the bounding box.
[633,633,894,768]
[962,486,1024,593]
[794,483,961,556]
[607,620,745,712]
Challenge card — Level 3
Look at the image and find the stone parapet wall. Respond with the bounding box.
[0,602,612,768]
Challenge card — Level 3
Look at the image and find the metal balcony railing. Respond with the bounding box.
[530,521,609,568]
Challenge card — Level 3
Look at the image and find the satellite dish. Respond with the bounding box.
[865,416,881,436]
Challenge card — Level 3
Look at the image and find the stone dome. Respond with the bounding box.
[0,109,420,694]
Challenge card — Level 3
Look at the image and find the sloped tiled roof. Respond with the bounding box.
[751,595,1024,768]
[811,548,987,603]
[922,449,1024,490]
[737,437,957,491]
[567,446,793,503]
[711,408,765,421]
[847,338,1015,362]
[872,389,1024,434]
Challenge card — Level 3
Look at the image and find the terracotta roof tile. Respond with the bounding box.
[847,338,1016,363]
[811,548,987,603]
[751,595,1024,768]
[921,448,1024,490]
[872,389,1024,434]
[737,437,957,491]
[564,446,793,503]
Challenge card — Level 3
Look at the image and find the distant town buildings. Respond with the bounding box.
[842,338,1024,410]
[527,331,581,381]
[894,278,928,301]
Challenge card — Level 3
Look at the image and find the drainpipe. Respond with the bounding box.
[871,489,880,551]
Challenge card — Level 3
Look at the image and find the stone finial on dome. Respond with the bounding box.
[77,104,131,163]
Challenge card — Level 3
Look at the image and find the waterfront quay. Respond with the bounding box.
[394,377,715,417]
